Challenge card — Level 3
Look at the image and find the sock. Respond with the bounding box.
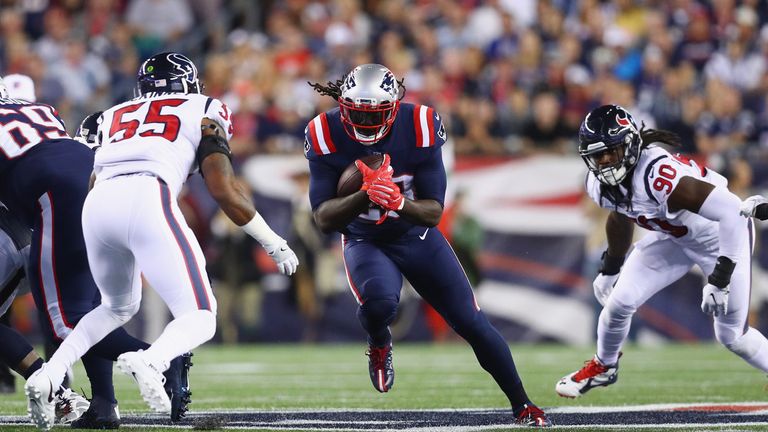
[0,324,34,370]
[89,327,150,361]
[22,358,44,379]
[144,309,215,369]
[46,304,131,387]
[82,353,117,404]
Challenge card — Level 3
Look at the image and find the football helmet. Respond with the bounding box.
[74,111,103,147]
[137,52,201,96]
[0,76,8,99]
[578,105,642,186]
[339,64,401,145]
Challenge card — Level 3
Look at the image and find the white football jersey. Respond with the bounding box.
[94,92,233,196]
[586,145,728,251]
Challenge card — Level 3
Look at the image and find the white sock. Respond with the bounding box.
[596,301,634,366]
[143,309,216,369]
[45,304,131,386]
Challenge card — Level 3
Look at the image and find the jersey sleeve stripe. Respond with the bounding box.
[308,114,336,155]
[319,113,337,153]
[414,105,424,147]
[425,106,436,146]
[204,97,213,113]
[643,155,668,204]
[307,116,323,155]
[414,105,433,147]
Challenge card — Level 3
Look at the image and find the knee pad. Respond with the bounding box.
[604,299,637,323]
[109,301,141,322]
[358,298,398,327]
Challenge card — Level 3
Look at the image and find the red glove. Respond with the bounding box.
[355,154,392,191]
[367,179,405,219]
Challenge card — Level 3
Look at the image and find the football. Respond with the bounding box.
[336,154,385,197]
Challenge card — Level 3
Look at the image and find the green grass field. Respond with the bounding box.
[1,342,767,431]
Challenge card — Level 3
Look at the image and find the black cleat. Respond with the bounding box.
[515,403,552,428]
[70,395,120,429]
[366,345,394,393]
[164,352,193,421]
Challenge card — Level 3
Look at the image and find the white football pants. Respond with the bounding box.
[44,174,217,384]
[597,222,768,373]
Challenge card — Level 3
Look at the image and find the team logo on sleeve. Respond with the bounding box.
[437,122,446,141]
[303,137,311,157]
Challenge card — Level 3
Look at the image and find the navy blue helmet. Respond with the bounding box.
[74,111,103,148]
[578,104,642,186]
[137,52,201,96]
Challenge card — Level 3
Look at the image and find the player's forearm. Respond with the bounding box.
[313,192,370,233]
[397,199,442,227]
[215,184,257,226]
[605,211,634,258]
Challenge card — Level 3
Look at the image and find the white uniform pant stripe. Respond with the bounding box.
[38,192,71,339]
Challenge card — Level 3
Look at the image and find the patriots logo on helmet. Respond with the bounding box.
[343,74,357,92]
[379,72,397,98]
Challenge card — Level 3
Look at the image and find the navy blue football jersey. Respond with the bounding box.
[305,103,447,239]
[0,99,69,172]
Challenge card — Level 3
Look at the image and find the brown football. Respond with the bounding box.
[336,154,386,196]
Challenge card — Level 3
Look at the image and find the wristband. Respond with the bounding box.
[241,213,280,245]
[707,256,736,289]
[755,203,768,221]
[599,250,625,276]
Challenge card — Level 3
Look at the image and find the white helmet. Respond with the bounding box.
[338,64,401,145]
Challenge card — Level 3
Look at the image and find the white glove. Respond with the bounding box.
[262,237,299,276]
[739,195,768,218]
[701,283,729,317]
[593,273,619,306]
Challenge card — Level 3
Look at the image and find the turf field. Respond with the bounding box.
[1,343,767,431]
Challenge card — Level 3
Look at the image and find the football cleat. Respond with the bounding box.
[514,403,552,428]
[366,345,394,393]
[116,351,171,413]
[556,354,620,398]
[25,368,56,430]
[165,352,193,421]
[70,395,120,429]
[53,386,89,424]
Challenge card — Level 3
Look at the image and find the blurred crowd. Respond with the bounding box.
[3,0,768,341]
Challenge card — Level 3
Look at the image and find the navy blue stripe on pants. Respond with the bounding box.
[157,180,210,311]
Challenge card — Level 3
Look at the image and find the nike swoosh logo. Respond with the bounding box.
[47,381,53,403]
[419,229,428,240]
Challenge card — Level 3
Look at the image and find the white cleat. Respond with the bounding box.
[117,351,171,413]
[556,355,619,398]
[25,368,56,430]
[54,386,90,424]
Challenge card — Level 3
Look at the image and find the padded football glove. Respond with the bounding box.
[367,181,404,212]
[593,273,619,307]
[262,237,299,276]
[355,154,393,191]
[740,195,768,219]
[701,283,729,317]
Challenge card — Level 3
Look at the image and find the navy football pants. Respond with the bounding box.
[343,226,531,408]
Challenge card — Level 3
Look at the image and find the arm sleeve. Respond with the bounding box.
[413,146,447,207]
[308,158,340,211]
[697,186,747,261]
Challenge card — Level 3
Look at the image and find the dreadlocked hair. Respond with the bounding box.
[307,76,407,101]
[639,125,682,149]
